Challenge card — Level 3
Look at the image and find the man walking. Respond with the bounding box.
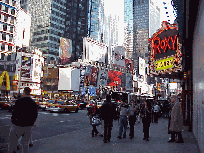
[7,87,38,153]
[100,94,116,143]
[117,99,129,139]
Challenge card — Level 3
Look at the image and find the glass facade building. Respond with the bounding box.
[124,0,133,59]
[21,0,89,64]
[133,0,160,72]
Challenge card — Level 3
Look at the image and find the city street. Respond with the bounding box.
[0,108,201,153]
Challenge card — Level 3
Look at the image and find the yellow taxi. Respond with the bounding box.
[46,100,79,113]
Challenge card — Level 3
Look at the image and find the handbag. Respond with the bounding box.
[92,115,101,126]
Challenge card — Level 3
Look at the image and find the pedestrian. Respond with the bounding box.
[100,94,117,143]
[136,103,141,123]
[117,99,129,139]
[128,100,136,139]
[7,87,38,153]
[87,103,100,137]
[153,102,160,123]
[141,101,151,141]
[168,95,184,143]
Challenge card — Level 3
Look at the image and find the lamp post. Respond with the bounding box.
[17,48,22,95]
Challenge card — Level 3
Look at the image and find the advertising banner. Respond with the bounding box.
[88,86,96,96]
[148,22,182,75]
[58,67,71,90]
[90,66,98,87]
[125,59,133,72]
[59,38,73,64]
[107,70,122,89]
[139,57,145,76]
[97,67,108,87]
[83,37,107,63]
[21,56,31,80]
[112,46,126,68]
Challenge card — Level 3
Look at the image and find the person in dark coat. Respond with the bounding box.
[7,87,38,153]
[141,101,151,141]
[100,94,116,143]
[128,100,136,139]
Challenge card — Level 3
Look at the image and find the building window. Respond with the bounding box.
[3,24,7,31]
[4,15,8,22]
[166,12,168,14]
[1,44,5,50]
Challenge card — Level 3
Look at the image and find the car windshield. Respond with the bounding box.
[54,101,64,105]
[48,100,54,103]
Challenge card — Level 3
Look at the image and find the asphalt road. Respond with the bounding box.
[0,108,90,151]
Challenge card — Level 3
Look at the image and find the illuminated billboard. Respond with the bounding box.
[148,21,182,75]
[59,38,73,64]
[112,46,126,68]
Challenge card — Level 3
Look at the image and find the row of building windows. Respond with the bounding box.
[1,0,16,6]
[0,32,13,41]
[0,4,15,15]
[0,23,13,33]
[0,64,15,72]
[0,14,15,24]
[0,43,13,51]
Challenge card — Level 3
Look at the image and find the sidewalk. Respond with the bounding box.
[1,117,201,153]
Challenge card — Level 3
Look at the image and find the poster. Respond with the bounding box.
[59,38,73,64]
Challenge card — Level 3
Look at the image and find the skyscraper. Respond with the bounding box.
[21,0,89,64]
[133,0,160,73]
[124,0,133,59]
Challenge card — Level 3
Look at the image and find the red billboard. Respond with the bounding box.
[107,70,122,87]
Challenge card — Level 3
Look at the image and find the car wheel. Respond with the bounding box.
[75,108,79,113]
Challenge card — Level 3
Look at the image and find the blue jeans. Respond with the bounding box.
[119,116,127,136]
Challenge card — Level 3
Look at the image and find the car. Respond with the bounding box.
[46,101,79,113]
[86,100,96,108]
[0,97,10,109]
[75,100,87,110]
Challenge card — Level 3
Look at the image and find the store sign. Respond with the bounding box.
[148,21,182,75]
[155,56,174,71]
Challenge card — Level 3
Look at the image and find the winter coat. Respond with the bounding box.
[169,99,183,132]
[141,106,151,127]
[11,97,38,127]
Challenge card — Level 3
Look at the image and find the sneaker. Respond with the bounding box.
[123,135,126,138]
[130,136,134,139]
[143,137,146,140]
[117,136,122,139]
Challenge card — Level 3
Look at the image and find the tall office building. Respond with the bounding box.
[88,0,105,42]
[21,0,89,64]
[124,0,133,59]
[133,0,160,73]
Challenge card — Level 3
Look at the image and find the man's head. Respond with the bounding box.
[24,87,31,96]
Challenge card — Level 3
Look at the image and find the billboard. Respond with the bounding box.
[97,67,108,87]
[83,37,107,63]
[90,66,98,87]
[59,38,73,64]
[125,59,133,72]
[112,46,126,68]
[148,22,182,75]
[71,68,80,91]
[139,57,145,76]
[58,68,71,90]
[107,70,122,89]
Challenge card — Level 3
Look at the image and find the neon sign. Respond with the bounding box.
[148,21,182,75]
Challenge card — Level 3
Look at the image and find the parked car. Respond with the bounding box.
[46,101,79,113]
